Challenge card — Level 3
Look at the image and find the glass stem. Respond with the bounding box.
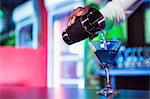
[104,67,110,87]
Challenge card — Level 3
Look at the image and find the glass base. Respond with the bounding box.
[96,87,120,97]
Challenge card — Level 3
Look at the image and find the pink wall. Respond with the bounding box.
[0,0,47,87]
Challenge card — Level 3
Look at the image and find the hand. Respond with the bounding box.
[67,6,90,27]
[67,6,99,41]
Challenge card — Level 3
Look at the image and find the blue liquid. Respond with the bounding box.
[95,50,118,65]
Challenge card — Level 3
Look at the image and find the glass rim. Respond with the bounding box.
[89,40,122,43]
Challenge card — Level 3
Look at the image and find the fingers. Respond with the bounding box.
[74,7,83,14]
[84,6,91,12]
[77,10,84,16]
[71,16,76,25]
[67,6,91,27]
[77,6,91,16]
[68,7,83,26]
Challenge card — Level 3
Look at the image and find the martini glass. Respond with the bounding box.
[88,40,121,97]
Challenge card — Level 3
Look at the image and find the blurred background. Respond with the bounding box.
[0,0,149,90]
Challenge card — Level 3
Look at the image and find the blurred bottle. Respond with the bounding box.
[130,48,138,68]
[144,47,150,67]
[124,48,132,68]
[136,47,144,68]
[115,45,125,68]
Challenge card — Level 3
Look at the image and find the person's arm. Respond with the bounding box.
[100,0,144,30]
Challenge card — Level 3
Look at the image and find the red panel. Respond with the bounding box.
[0,0,47,87]
[0,47,46,87]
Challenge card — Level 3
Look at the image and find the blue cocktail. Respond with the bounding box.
[89,40,121,97]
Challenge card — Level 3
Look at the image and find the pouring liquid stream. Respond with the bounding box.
[101,30,107,50]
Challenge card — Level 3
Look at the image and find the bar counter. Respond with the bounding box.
[0,87,149,99]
